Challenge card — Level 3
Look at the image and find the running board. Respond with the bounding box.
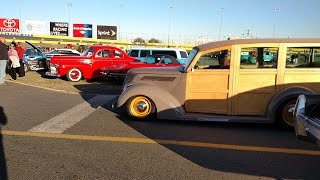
[178,113,271,123]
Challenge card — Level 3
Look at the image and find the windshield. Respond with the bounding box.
[183,49,198,70]
[81,47,95,57]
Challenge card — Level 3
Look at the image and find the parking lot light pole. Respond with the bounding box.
[168,6,174,45]
[119,3,125,41]
[17,0,23,34]
[68,2,72,37]
[273,8,280,38]
[219,7,224,41]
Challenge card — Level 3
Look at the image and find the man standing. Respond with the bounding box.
[16,42,26,77]
[0,37,8,85]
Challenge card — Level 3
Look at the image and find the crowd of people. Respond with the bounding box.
[0,37,26,85]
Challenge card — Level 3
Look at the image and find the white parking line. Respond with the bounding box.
[29,95,116,133]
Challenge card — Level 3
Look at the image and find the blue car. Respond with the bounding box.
[24,41,47,71]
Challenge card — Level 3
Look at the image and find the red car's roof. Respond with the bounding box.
[89,45,122,50]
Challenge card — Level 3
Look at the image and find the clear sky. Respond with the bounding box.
[1,0,320,43]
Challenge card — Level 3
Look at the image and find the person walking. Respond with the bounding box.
[16,42,26,77]
[0,37,8,85]
[7,42,20,80]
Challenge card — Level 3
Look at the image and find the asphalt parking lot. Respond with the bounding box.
[1,71,320,180]
[4,70,122,95]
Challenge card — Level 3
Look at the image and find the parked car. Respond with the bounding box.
[127,47,188,64]
[112,38,320,128]
[294,94,320,146]
[24,41,47,71]
[45,48,81,65]
[46,45,137,82]
[101,54,182,82]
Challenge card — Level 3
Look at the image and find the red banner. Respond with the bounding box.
[0,18,20,33]
[73,24,92,38]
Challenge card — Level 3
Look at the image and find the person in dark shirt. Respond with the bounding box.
[0,37,9,85]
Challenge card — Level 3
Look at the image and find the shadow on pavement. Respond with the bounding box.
[112,114,320,180]
[0,106,8,180]
[75,84,320,180]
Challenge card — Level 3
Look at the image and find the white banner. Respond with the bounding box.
[24,20,47,35]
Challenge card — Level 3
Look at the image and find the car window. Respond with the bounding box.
[128,50,139,57]
[82,48,95,57]
[286,47,320,68]
[162,57,173,64]
[152,50,177,58]
[140,50,150,57]
[96,50,111,58]
[195,49,231,69]
[180,51,188,58]
[113,50,123,58]
[145,57,155,64]
[240,47,278,69]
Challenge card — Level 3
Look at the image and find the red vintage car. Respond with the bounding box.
[101,54,183,82]
[46,45,136,81]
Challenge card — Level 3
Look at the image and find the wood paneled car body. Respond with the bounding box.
[114,38,320,128]
[46,45,136,81]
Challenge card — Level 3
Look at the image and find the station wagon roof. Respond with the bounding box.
[195,38,320,52]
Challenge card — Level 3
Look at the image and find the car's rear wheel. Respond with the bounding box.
[126,96,155,119]
[277,98,297,129]
[66,68,82,82]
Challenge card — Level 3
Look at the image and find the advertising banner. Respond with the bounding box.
[50,22,69,36]
[97,25,117,40]
[73,24,92,38]
[25,20,46,34]
[0,18,20,33]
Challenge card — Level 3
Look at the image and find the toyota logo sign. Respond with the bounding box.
[3,19,16,28]
[0,18,20,33]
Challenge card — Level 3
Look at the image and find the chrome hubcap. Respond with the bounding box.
[136,101,147,112]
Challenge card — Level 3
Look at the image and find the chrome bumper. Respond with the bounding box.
[294,95,320,146]
[45,66,60,77]
[45,72,60,77]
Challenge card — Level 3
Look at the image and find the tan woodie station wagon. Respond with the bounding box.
[114,38,320,128]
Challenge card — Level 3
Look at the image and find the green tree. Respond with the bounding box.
[148,38,161,43]
[133,37,146,44]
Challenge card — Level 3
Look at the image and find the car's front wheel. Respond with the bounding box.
[126,96,155,119]
[66,68,82,82]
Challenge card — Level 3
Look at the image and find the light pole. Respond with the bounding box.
[119,3,125,41]
[168,6,174,45]
[273,8,280,38]
[67,2,72,36]
[218,7,224,41]
[17,0,23,34]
